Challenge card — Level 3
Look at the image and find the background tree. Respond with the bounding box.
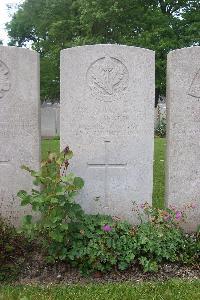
[6,0,200,101]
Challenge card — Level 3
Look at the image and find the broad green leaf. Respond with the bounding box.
[65,150,73,160]
[62,172,75,184]
[74,177,84,189]
[22,214,32,225]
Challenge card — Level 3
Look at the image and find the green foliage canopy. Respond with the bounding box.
[6,0,200,101]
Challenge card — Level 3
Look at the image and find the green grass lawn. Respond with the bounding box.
[42,137,166,208]
[1,280,199,300]
[41,138,60,160]
[153,138,166,208]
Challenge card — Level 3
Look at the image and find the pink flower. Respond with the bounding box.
[163,215,171,222]
[169,205,176,212]
[175,211,182,220]
[102,224,112,232]
[140,202,149,209]
[191,203,197,209]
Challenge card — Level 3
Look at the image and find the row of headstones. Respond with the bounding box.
[0,45,199,231]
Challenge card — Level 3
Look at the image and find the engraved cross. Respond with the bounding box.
[87,141,127,206]
[103,56,114,94]
[0,159,10,165]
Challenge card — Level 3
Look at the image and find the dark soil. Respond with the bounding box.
[14,250,200,285]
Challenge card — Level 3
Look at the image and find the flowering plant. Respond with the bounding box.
[67,215,137,274]
[133,201,197,225]
[102,224,112,232]
[17,147,199,275]
[132,202,198,272]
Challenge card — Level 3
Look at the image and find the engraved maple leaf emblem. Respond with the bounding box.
[88,56,128,96]
[0,61,10,98]
[188,68,200,99]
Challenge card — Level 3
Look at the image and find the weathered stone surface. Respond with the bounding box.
[61,45,155,223]
[166,46,200,231]
[0,46,40,226]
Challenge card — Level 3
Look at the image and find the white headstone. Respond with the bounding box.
[0,46,40,226]
[61,45,155,223]
[166,46,200,231]
[41,106,56,137]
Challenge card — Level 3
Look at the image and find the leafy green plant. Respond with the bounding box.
[134,203,199,272]
[17,146,199,275]
[17,146,84,262]
[67,215,137,274]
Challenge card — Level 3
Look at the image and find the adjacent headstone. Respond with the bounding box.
[0,46,40,226]
[166,46,200,231]
[61,45,155,223]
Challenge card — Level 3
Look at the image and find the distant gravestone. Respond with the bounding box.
[41,103,60,137]
[61,45,155,223]
[0,46,40,226]
[41,106,56,137]
[55,104,60,136]
[166,47,200,231]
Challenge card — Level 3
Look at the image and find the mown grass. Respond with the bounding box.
[41,138,60,160]
[41,137,166,208]
[0,280,199,300]
[152,138,166,208]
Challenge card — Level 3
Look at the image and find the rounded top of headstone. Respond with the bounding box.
[61,44,155,55]
[0,45,39,57]
[168,46,200,57]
